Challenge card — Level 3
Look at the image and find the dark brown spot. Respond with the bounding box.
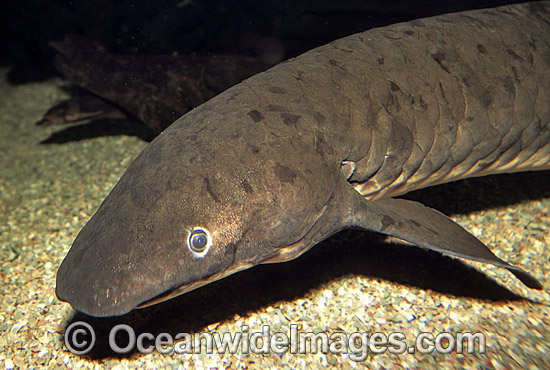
[463,77,492,108]
[389,120,412,157]
[418,96,427,110]
[506,49,524,61]
[226,91,239,102]
[425,225,441,237]
[268,86,286,94]
[315,132,334,156]
[377,57,384,65]
[404,30,414,36]
[314,111,326,123]
[431,51,450,74]
[503,76,515,96]
[409,219,439,236]
[467,116,475,122]
[480,91,492,108]
[248,144,260,154]
[476,44,486,53]
[248,110,264,123]
[380,215,395,232]
[389,81,401,92]
[204,177,220,203]
[240,179,253,194]
[280,112,301,127]
[274,163,297,183]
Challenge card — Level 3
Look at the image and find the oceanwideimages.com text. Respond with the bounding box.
[65,322,486,361]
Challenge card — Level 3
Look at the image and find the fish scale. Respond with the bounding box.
[331,5,550,199]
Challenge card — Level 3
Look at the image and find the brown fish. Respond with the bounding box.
[57,2,549,317]
[41,34,274,133]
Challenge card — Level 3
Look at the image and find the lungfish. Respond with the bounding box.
[56,2,550,317]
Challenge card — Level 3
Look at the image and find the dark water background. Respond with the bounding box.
[1,0,531,82]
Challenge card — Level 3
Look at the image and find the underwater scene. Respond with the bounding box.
[1,0,549,368]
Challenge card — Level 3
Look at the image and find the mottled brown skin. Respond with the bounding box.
[47,34,274,133]
[37,94,128,126]
[57,2,549,317]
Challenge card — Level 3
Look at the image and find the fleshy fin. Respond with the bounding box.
[349,194,543,290]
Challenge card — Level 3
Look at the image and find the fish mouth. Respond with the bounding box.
[55,263,155,317]
[56,256,257,317]
[136,280,211,310]
[137,260,258,310]
[55,236,172,317]
[56,232,255,317]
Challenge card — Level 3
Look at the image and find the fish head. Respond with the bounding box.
[56,104,341,317]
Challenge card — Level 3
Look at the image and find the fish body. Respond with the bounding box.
[57,2,549,317]
[46,34,273,133]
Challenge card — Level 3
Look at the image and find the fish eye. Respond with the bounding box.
[187,228,211,257]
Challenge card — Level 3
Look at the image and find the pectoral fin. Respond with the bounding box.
[348,192,543,289]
